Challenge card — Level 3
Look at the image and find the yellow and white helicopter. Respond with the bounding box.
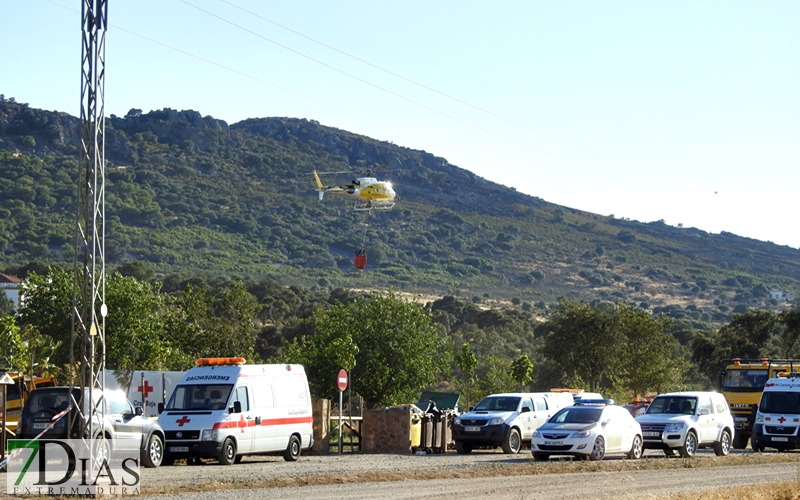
[313,164,396,211]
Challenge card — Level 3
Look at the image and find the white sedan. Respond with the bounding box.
[531,400,643,461]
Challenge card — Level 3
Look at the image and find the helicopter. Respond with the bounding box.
[312,164,396,211]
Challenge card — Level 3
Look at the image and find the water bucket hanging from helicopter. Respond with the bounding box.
[354,249,367,270]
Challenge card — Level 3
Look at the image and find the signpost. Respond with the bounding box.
[337,369,348,454]
[0,372,14,466]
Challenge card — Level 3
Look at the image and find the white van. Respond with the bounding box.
[752,372,800,452]
[157,358,313,465]
[452,392,574,454]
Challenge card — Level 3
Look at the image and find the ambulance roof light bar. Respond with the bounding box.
[196,357,246,366]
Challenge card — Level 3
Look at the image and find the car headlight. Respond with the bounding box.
[571,429,594,439]
[755,414,763,424]
[454,417,461,425]
[488,417,504,426]
[201,429,218,441]
[532,430,541,438]
[664,422,685,433]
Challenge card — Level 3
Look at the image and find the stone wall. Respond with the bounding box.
[361,407,414,454]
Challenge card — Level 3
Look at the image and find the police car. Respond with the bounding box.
[531,399,643,461]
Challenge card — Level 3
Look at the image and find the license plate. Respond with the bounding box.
[464,426,480,432]
[32,423,49,429]
[734,417,748,422]
[643,431,660,437]
[169,446,189,452]
[544,440,563,446]
[771,437,788,442]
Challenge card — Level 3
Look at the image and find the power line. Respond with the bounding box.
[178,0,614,177]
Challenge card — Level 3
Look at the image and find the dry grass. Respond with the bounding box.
[630,481,800,500]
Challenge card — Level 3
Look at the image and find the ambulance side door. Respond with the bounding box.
[252,382,277,452]
[232,385,255,453]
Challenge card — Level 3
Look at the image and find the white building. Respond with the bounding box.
[0,273,22,311]
[770,289,795,302]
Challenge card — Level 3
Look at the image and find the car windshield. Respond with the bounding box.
[550,407,603,424]
[167,384,233,410]
[645,396,696,415]
[473,396,521,412]
[760,391,800,414]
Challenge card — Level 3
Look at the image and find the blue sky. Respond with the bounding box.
[4,1,799,248]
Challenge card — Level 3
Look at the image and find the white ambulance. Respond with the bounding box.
[751,371,800,452]
[157,358,314,465]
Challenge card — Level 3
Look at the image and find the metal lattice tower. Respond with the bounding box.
[70,0,108,442]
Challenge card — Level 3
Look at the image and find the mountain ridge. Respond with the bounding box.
[1,96,798,322]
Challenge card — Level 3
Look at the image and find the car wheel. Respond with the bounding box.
[92,436,111,469]
[283,435,301,462]
[217,437,237,466]
[732,433,748,449]
[501,428,522,454]
[455,441,472,454]
[142,434,164,468]
[678,431,698,458]
[532,452,550,461]
[664,448,678,457]
[713,429,731,457]
[589,436,606,461]
[626,435,643,459]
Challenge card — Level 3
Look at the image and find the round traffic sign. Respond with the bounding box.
[337,369,348,392]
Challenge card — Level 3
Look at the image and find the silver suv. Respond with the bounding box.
[17,386,165,468]
[635,391,734,457]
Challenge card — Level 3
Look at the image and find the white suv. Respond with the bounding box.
[635,391,734,457]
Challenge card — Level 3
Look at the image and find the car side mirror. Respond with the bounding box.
[697,408,710,416]
[157,402,164,414]
[521,407,531,413]
[135,406,143,416]
[230,401,242,414]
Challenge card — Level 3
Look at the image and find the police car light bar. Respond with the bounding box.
[574,398,615,405]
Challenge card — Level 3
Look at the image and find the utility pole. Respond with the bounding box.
[70,0,108,447]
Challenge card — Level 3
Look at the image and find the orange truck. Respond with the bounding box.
[718,358,800,449]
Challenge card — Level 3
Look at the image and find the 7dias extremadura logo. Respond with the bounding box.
[6,438,141,496]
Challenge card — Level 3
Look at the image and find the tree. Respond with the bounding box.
[455,343,478,410]
[280,289,447,407]
[690,310,781,384]
[0,316,29,374]
[543,300,623,391]
[615,305,683,396]
[17,269,74,371]
[476,356,514,399]
[510,354,533,391]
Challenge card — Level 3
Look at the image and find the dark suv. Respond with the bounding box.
[17,386,165,468]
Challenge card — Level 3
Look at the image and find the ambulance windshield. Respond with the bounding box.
[167,384,233,411]
[760,391,800,414]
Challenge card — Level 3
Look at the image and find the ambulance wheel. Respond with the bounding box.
[218,438,237,466]
[455,441,472,454]
[283,435,301,462]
